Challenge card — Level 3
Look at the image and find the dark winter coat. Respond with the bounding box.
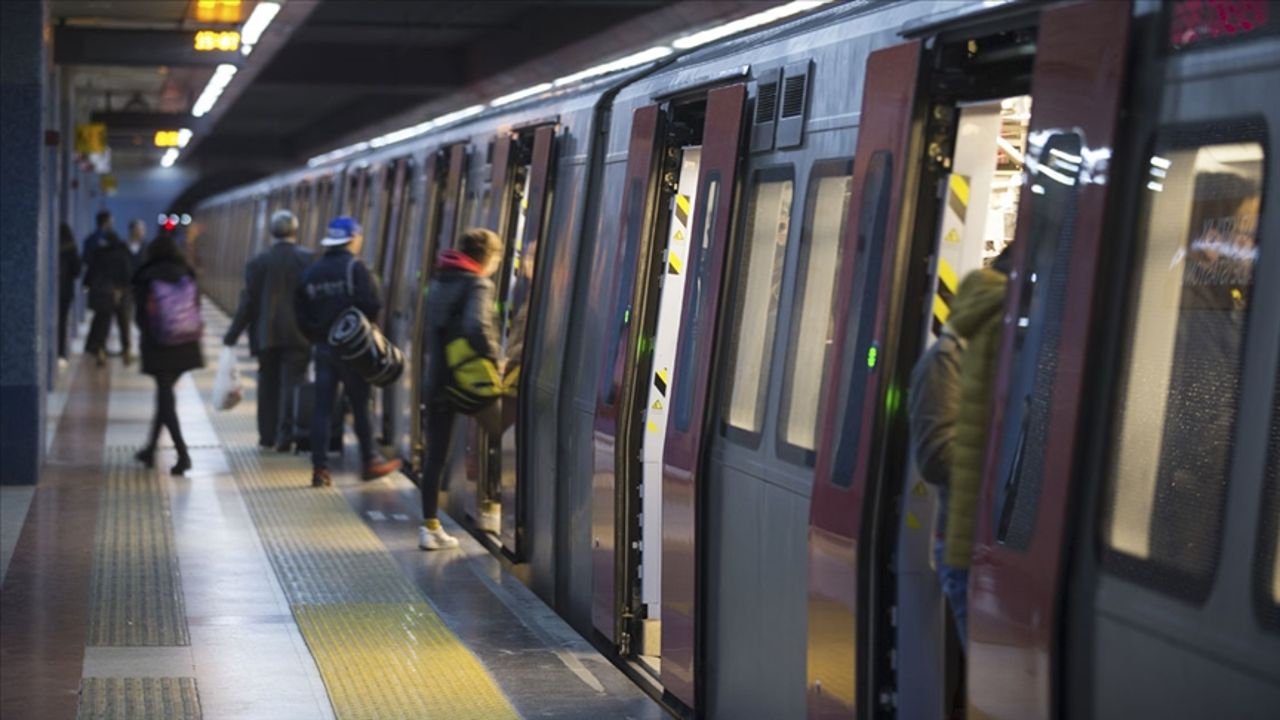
[225,241,314,354]
[295,248,381,345]
[84,232,134,312]
[422,250,500,400]
[132,256,205,376]
[59,232,82,301]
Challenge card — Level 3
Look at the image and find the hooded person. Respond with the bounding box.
[416,228,505,550]
[294,216,401,488]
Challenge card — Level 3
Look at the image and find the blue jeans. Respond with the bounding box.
[934,487,970,650]
[312,346,373,470]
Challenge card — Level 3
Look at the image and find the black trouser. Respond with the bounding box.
[86,296,130,355]
[419,397,503,520]
[147,370,188,455]
[312,346,373,471]
[58,290,73,359]
[257,347,309,446]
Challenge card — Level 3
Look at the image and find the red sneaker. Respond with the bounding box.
[362,457,402,480]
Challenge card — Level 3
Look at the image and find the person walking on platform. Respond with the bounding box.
[132,231,205,476]
[224,210,314,450]
[295,216,401,488]
[82,210,135,367]
[125,218,148,272]
[417,228,505,550]
[57,222,81,363]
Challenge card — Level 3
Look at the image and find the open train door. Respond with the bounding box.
[806,39,923,720]
[592,103,665,643]
[968,2,1131,719]
[659,82,747,711]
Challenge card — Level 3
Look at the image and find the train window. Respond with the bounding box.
[1257,377,1280,631]
[600,181,648,408]
[721,168,794,442]
[1101,123,1266,603]
[829,151,892,488]
[778,160,852,464]
[673,176,721,433]
[991,131,1083,549]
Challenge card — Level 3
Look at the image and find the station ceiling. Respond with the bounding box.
[54,0,768,193]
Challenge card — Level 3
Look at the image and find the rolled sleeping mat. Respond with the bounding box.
[328,308,405,387]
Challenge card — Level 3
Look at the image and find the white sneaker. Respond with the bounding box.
[477,504,501,535]
[418,524,459,551]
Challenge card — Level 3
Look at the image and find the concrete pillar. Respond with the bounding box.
[1,0,50,485]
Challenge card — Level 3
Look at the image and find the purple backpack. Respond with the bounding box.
[148,276,204,346]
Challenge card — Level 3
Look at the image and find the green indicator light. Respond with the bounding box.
[624,308,631,324]
[866,346,878,369]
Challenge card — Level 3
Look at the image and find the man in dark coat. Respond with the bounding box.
[132,231,204,476]
[82,210,135,367]
[295,216,401,488]
[224,210,314,450]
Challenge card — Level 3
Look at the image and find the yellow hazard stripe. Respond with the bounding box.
[937,257,958,296]
[669,252,683,275]
[933,294,950,325]
[948,174,970,207]
[675,194,691,216]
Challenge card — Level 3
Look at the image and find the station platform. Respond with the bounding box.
[0,305,665,720]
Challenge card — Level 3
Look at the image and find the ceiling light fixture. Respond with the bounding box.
[160,147,180,168]
[489,83,554,108]
[240,1,280,46]
[671,1,833,50]
[191,63,238,118]
[552,46,672,87]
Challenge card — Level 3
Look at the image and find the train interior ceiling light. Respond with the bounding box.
[305,0,835,168]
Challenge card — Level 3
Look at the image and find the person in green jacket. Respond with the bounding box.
[941,246,1012,646]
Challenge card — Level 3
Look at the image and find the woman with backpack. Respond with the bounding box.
[132,230,205,475]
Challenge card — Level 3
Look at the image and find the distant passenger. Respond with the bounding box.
[82,210,135,367]
[132,230,205,476]
[224,210,314,451]
[939,245,1013,648]
[418,228,505,550]
[295,216,402,488]
[57,222,81,363]
[126,218,148,272]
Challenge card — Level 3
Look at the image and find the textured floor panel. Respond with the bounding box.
[206,398,517,719]
[77,677,202,720]
[88,447,189,647]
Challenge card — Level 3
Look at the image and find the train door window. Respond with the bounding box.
[672,178,721,433]
[778,159,852,464]
[461,188,479,231]
[1258,379,1280,630]
[720,168,794,443]
[1100,126,1265,603]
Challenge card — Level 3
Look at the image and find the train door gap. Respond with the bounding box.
[889,25,1035,720]
[479,129,541,558]
[627,98,707,681]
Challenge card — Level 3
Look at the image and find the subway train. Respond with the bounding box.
[192,1,1280,718]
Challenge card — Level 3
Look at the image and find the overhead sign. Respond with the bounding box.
[154,130,182,147]
[195,0,242,24]
[194,30,240,52]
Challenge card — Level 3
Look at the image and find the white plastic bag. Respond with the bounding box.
[212,346,244,411]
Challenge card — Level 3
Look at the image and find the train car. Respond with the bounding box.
[194,1,1280,718]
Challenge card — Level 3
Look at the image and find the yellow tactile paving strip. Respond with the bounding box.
[204,381,518,719]
[87,447,189,647]
[76,677,202,720]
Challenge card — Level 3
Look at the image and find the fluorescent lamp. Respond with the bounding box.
[307,141,371,168]
[671,1,832,50]
[160,148,180,168]
[241,43,254,56]
[240,1,280,46]
[177,128,193,148]
[367,104,486,150]
[552,46,672,87]
[192,63,238,117]
[489,82,553,108]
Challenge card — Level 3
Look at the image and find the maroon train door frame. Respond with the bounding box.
[592,103,665,642]
[660,82,748,710]
[806,40,922,720]
[968,3,1132,719]
[438,143,468,252]
[487,131,514,232]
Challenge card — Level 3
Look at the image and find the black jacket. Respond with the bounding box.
[225,241,314,354]
[59,234,82,299]
[422,258,499,400]
[132,256,204,376]
[295,248,381,345]
[83,232,134,312]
